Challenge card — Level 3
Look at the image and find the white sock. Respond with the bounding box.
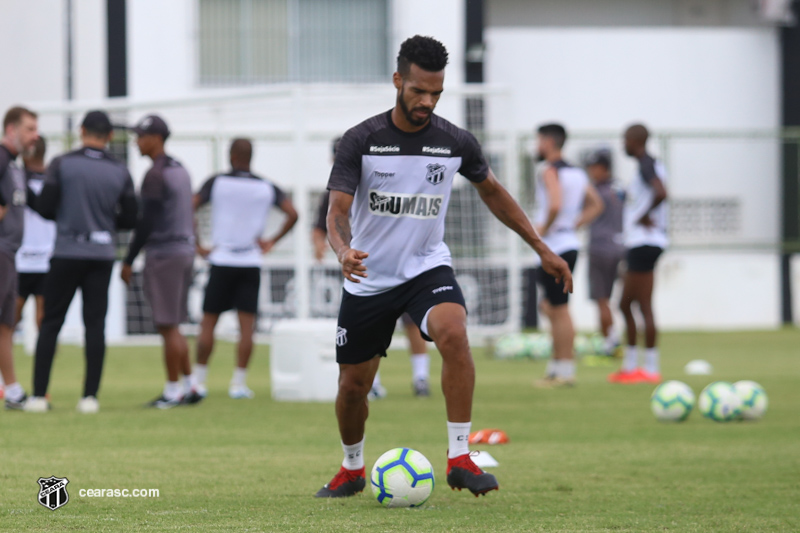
[644,348,660,374]
[545,359,557,377]
[372,371,382,388]
[183,374,195,394]
[410,353,429,382]
[605,329,620,353]
[5,382,24,402]
[622,345,638,372]
[447,421,471,459]
[557,359,576,379]
[193,364,208,385]
[163,381,182,401]
[232,368,247,387]
[341,438,365,470]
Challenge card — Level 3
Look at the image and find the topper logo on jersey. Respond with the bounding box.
[425,163,446,185]
[368,190,443,219]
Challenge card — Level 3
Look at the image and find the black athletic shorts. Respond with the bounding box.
[627,246,663,273]
[336,265,465,365]
[536,250,578,307]
[202,265,261,315]
[18,272,47,299]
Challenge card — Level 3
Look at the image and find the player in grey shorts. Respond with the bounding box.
[585,149,625,356]
[122,115,200,409]
[0,106,39,409]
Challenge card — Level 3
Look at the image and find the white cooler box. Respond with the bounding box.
[270,319,339,402]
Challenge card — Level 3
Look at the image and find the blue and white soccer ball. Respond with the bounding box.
[698,381,743,422]
[650,380,695,422]
[371,448,434,508]
[733,380,768,420]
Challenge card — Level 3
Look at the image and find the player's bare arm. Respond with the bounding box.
[326,190,368,283]
[191,193,211,258]
[576,183,605,229]
[639,176,667,227]
[472,169,573,293]
[537,166,562,235]
[260,197,298,253]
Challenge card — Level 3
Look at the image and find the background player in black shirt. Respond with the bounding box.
[27,111,138,414]
[0,106,38,409]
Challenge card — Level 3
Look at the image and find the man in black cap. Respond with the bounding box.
[121,114,200,408]
[26,110,138,414]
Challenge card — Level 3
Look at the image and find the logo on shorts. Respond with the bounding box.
[425,163,447,185]
[336,326,348,347]
[432,285,453,294]
[37,476,70,511]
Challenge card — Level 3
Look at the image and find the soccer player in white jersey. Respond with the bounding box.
[532,124,604,388]
[315,35,573,498]
[15,137,55,329]
[608,124,669,385]
[192,139,297,400]
[312,137,433,399]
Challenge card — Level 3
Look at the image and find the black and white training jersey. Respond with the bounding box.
[38,147,138,261]
[532,160,589,256]
[197,170,286,268]
[17,170,56,273]
[0,145,27,259]
[327,110,489,296]
[624,154,669,249]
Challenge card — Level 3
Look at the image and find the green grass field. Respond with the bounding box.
[2,330,799,532]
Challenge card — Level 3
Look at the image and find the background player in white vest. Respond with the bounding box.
[27,110,138,414]
[609,124,668,385]
[315,36,573,499]
[585,148,625,356]
[0,106,38,409]
[312,136,432,399]
[192,139,297,400]
[532,124,603,388]
[122,115,201,409]
[15,136,55,329]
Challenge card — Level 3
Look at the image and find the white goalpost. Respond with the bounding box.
[27,84,522,346]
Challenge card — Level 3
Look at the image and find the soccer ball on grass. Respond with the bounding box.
[370,448,434,508]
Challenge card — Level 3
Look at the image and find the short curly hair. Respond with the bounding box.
[397,35,449,76]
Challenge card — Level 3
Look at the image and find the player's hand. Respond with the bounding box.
[120,263,133,286]
[535,224,548,237]
[541,251,573,294]
[338,248,369,283]
[638,213,654,228]
[258,239,276,254]
[196,245,211,259]
[0,205,6,222]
